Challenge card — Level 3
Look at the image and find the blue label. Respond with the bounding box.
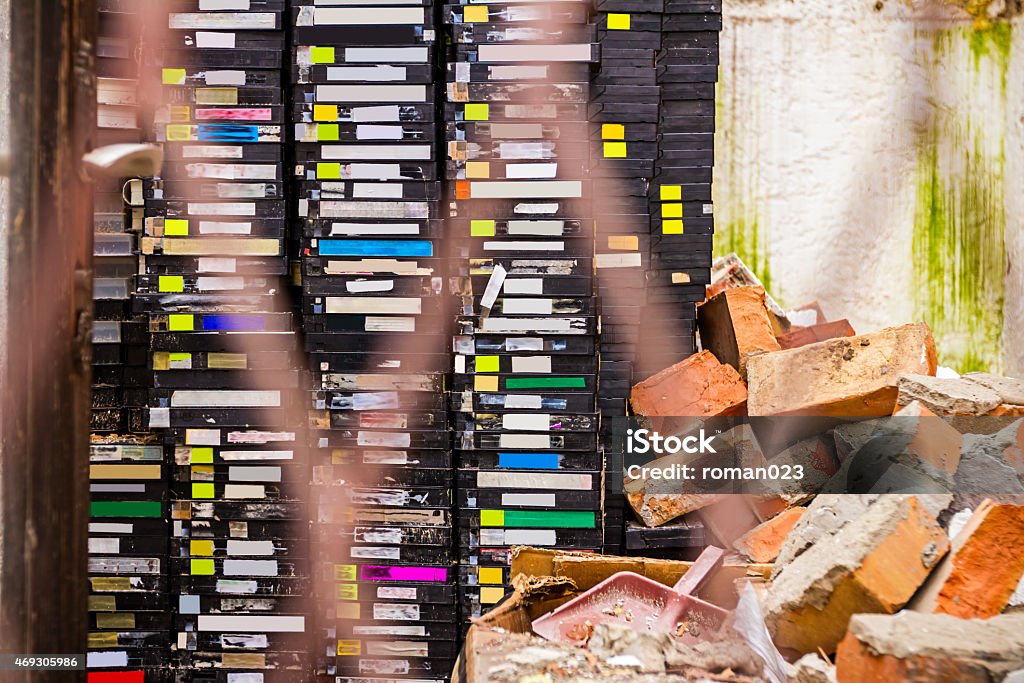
[497,453,560,469]
[201,315,266,331]
[318,240,433,257]
[197,124,259,143]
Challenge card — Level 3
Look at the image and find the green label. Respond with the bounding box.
[501,510,595,528]
[89,501,163,518]
[504,377,586,389]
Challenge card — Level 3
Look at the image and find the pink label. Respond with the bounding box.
[359,565,448,582]
[196,108,273,121]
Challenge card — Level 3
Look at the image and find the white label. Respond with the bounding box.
[596,252,643,269]
[197,257,236,272]
[88,538,120,554]
[503,493,556,507]
[149,407,170,429]
[224,484,266,499]
[351,547,401,560]
[351,392,400,410]
[196,32,236,49]
[480,264,507,311]
[170,13,274,29]
[346,279,394,293]
[502,278,543,295]
[227,674,263,683]
[489,65,548,80]
[326,297,421,314]
[332,221,417,235]
[357,431,411,447]
[199,221,252,234]
[477,471,592,490]
[502,298,553,315]
[199,0,249,9]
[353,182,404,197]
[228,466,281,482]
[484,241,563,252]
[511,355,552,373]
[224,559,278,577]
[505,337,544,351]
[204,70,246,86]
[316,85,426,103]
[377,587,417,600]
[354,625,425,636]
[477,43,592,62]
[197,615,304,632]
[514,202,559,214]
[499,433,550,449]
[355,125,405,142]
[373,604,419,620]
[171,390,280,408]
[328,66,407,82]
[365,316,416,332]
[359,528,403,544]
[501,413,550,431]
[196,276,245,291]
[320,145,431,161]
[220,450,293,461]
[216,579,258,594]
[187,429,222,446]
[184,145,243,159]
[87,652,128,668]
[504,394,543,409]
[188,202,255,216]
[507,220,563,235]
[89,523,133,534]
[504,529,558,545]
[352,105,401,122]
[226,540,275,556]
[315,7,425,24]
[471,181,581,199]
[482,317,572,333]
[345,47,428,63]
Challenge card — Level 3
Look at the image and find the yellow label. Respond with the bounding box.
[152,352,170,371]
[478,567,503,584]
[466,161,490,179]
[90,465,161,480]
[480,509,505,526]
[336,603,360,620]
[464,5,488,22]
[88,632,120,649]
[475,355,500,372]
[474,375,499,392]
[608,235,639,251]
[608,13,631,29]
[464,103,489,121]
[162,68,187,85]
[88,595,117,611]
[660,185,682,201]
[334,564,357,581]
[337,640,362,656]
[166,124,193,141]
[480,586,506,604]
[191,447,214,464]
[314,104,338,122]
[90,577,131,591]
[159,275,185,293]
[168,314,195,332]
[192,483,215,499]
[190,540,215,557]
[317,124,340,142]
[470,220,496,237]
[604,142,627,158]
[165,219,189,236]
[662,203,683,218]
[191,559,215,576]
[318,163,342,180]
[170,106,192,123]
[311,46,336,64]
[662,220,684,234]
[601,124,625,140]
[97,613,136,629]
[196,88,237,105]
[338,583,359,601]
[208,353,247,369]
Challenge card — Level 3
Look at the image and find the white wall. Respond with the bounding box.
[715,0,1022,374]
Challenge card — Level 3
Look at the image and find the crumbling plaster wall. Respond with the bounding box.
[715,0,1023,375]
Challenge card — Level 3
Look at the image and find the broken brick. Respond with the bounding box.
[624,493,723,528]
[763,496,948,655]
[909,500,1024,619]
[746,323,937,418]
[777,319,856,350]
[629,350,747,418]
[891,400,963,475]
[835,611,1024,683]
[896,374,1002,416]
[697,285,780,379]
[733,506,806,563]
[697,495,762,547]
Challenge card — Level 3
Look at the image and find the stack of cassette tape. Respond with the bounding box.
[589,0,665,555]
[289,1,457,680]
[444,0,603,627]
[89,4,174,682]
[640,0,721,379]
[143,1,308,680]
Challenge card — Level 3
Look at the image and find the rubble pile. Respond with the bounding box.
[461,254,1024,683]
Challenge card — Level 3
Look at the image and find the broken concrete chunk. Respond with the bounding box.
[956,430,1024,496]
[962,372,1024,406]
[896,374,1003,416]
[697,285,780,379]
[835,611,1024,682]
[777,319,856,351]
[629,350,748,418]
[746,323,937,418]
[890,401,963,474]
[626,493,723,529]
[733,506,806,563]
[762,496,948,655]
[786,653,837,683]
[909,500,1024,619]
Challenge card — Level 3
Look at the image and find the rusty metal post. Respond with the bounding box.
[1,0,96,679]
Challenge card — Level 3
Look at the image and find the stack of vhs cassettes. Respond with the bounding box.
[289,1,456,680]
[589,0,664,554]
[445,0,603,626]
[639,0,720,379]
[88,438,171,683]
[144,2,308,680]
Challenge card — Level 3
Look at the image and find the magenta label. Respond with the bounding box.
[196,108,273,121]
[359,565,448,582]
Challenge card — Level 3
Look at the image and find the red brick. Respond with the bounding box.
[733,506,806,563]
[891,400,963,475]
[629,350,747,418]
[697,285,781,379]
[777,319,856,350]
